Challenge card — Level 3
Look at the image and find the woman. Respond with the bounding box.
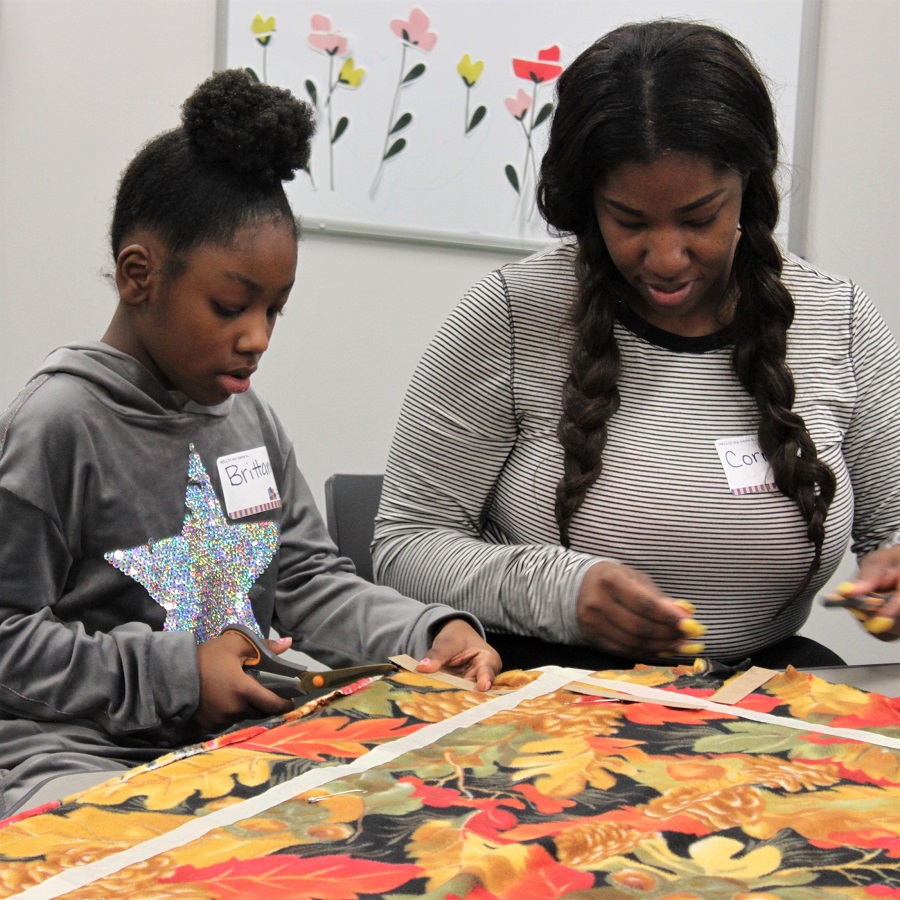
[371,21,900,670]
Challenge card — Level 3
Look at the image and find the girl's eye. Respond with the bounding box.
[213,302,242,319]
[685,216,716,229]
[267,306,285,320]
[615,220,645,231]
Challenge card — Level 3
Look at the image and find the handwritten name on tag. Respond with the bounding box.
[715,435,778,495]
[217,446,281,519]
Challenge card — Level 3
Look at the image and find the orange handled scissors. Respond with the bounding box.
[222,623,397,693]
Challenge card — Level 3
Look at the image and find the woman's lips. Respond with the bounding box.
[646,281,694,305]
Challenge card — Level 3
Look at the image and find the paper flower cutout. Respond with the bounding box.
[304,14,365,190]
[458,54,486,135]
[390,7,438,52]
[504,45,560,223]
[457,53,483,87]
[307,13,348,56]
[251,14,275,46]
[504,88,532,121]
[339,58,366,88]
[512,45,563,84]
[247,13,276,83]
[371,7,438,196]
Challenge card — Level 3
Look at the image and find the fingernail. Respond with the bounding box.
[679,642,705,655]
[673,599,696,614]
[865,616,895,634]
[837,581,857,596]
[418,657,431,665]
[678,618,707,638]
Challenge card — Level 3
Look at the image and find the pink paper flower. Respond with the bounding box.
[512,45,563,84]
[308,13,348,57]
[390,7,438,52]
[504,88,532,121]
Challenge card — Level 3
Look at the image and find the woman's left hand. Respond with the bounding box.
[838,546,900,640]
[416,618,502,691]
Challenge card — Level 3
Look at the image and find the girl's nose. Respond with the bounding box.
[237,315,271,355]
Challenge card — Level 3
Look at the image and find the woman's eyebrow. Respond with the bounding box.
[601,188,727,216]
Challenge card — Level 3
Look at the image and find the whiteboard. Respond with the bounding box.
[218,1,818,251]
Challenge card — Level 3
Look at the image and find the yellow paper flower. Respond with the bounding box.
[251,14,276,46]
[457,53,484,87]
[338,57,366,88]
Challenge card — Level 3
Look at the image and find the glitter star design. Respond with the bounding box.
[105,445,279,643]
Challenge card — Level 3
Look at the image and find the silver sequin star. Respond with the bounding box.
[105,445,279,642]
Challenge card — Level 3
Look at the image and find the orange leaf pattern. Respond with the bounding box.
[1,663,898,897]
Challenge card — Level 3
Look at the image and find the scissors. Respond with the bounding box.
[222,623,397,694]
[820,590,892,612]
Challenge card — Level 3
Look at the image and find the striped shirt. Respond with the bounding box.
[372,242,900,660]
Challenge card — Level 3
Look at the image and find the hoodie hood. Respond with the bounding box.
[34,343,233,418]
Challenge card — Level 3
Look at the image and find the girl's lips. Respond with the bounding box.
[646,281,694,305]
[217,373,251,394]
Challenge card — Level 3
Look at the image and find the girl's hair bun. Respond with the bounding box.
[182,69,316,186]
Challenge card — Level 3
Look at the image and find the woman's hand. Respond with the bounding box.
[576,561,703,659]
[416,618,502,691]
[193,631,295,732]
[836,546,900,640]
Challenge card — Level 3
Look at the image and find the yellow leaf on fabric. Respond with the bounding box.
[407,819,491,890]
[85,748,278,810]
[743,783,900,843]
[511,736,638,797]
[687,835,782,878]
[765,669,872,720]
[0,807,190,896]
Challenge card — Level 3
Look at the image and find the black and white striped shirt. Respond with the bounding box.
[373,242,900,659]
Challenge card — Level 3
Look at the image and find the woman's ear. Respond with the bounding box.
[115,244,155,305]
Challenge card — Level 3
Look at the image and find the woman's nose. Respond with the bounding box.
[644,230,690,279]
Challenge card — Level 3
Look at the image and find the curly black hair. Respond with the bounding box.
[110,69,316,263]
[536,21,835,613]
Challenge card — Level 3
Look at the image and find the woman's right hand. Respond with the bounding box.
[576,561,704,659]
[192,631,295,733]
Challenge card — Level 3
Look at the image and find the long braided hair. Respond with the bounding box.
[536,21,835,611]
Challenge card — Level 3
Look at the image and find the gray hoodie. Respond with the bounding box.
[0,343,475,812]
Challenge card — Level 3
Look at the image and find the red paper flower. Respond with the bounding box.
[512,45,563,84]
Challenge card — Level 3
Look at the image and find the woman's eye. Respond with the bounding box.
[686,216,716,229]
[616,220,645,231]
[267,306,285,320]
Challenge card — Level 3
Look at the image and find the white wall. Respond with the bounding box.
[0,0,896,664]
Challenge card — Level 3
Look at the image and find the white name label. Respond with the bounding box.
[714,435,778,495]
[216,446,282,519]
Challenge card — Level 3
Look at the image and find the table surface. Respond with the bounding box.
[799,661,900,694]
[1,661,898,899]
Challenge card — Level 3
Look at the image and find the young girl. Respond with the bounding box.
[0,70,500,817]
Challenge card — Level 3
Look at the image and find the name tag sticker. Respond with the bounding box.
[715,435,778,495]
[216,446,282,519]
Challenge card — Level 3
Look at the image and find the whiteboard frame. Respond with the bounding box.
[215,0,820,255]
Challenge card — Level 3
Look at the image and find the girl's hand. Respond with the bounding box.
[193,631,294,732]
[836,546,900,640]
[576,561,703,659]
[416,618,502,691]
